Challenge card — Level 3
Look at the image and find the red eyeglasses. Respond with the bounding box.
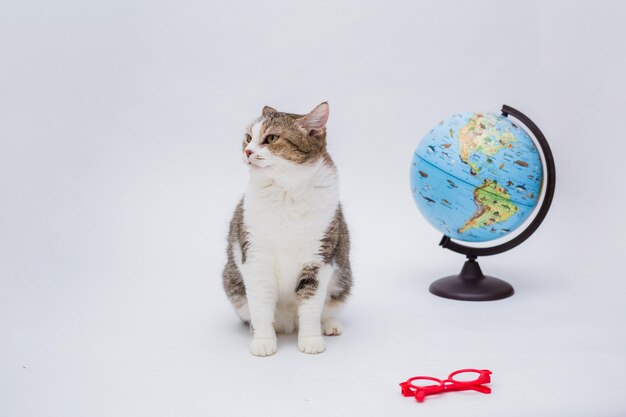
[399,369,492,402]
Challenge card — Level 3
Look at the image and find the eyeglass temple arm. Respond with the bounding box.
[400,379,492,402]
[466,384,492,394]
[442,383,492,394]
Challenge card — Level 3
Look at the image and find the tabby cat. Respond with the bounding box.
[222,102,352,356]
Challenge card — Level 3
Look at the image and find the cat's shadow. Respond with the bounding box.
[234,320,331,351]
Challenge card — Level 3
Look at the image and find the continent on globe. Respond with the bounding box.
[458,179,518,234]
[410,111,543,242]
[458,113,516,175]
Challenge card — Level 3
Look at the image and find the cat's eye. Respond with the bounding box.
[245,134,252,143]
[264,134,279,144]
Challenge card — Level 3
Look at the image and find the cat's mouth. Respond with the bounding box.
[248,158,269,168]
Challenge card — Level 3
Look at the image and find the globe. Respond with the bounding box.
[408,105,555,301]
[410,111,543,243]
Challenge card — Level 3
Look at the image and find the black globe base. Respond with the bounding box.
[429,258,514,301]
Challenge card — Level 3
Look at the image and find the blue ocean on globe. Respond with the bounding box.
[410,112,543,242]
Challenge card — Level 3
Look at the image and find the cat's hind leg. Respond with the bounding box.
[273,302,297,334]
[321,310,343,336]
[321,269,349,336]
[235,302,251,324]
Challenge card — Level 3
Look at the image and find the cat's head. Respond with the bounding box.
[242,102,331,176]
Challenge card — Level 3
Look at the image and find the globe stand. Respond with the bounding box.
[429,256,514,301]
[428,105,556,302]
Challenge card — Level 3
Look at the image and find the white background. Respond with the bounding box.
[1,1,626,416]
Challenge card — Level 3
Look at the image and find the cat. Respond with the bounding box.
[222,102,352,356]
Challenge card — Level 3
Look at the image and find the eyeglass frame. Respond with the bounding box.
[399,368,492,402]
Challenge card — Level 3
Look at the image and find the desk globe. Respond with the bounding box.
[410,105,555,301]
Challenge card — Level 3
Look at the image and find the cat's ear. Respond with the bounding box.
[296,102,329,135]
[262,106,277,117]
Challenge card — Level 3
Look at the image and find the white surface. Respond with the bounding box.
[1,1,625,416]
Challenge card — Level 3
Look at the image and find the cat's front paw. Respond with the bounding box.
[298,336,326,354]
[250,337,277,357]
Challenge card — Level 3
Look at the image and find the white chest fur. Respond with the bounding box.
[243,161,339,299]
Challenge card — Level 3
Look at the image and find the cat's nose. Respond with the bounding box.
[245,149,253,157]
